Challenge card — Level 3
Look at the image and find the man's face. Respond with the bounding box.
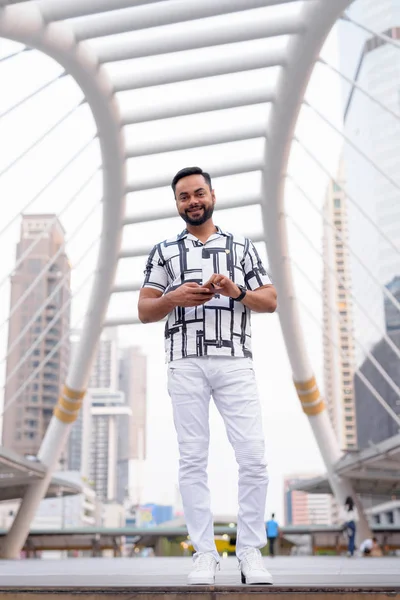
[175,174,216,226]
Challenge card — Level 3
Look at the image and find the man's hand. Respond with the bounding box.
[169,282,215,307]
[204,274,240,298]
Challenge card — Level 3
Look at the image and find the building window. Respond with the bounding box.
[334,198,341,209]
[386,511,394,524]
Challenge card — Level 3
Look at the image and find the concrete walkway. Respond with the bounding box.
[0,556,399,589]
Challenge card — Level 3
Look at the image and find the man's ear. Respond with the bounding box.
[211,190,216,204]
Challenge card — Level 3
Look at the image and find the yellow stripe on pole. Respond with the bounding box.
[293,376,317,392]
[53,405,80,424]
[293,376,326,417]
[302,400,326,416]
[59,396,83,412]
[63,385,86,400]
[53,385,86,423]
[298,388,320,404]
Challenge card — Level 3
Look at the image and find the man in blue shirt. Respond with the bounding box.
[266,514,279,557]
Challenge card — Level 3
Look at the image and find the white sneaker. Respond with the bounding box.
[188,552,219,585]
[239,548,273,585]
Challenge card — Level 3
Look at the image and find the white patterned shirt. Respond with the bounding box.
[142,226,272,362]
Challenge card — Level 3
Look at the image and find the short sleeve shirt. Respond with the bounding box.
[142,226,272,362]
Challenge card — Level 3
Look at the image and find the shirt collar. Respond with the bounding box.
[177,226,231,241]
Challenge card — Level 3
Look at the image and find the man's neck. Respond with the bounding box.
[186,220,217,243]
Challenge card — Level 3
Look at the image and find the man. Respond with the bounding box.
[138,167,277,585]
[266,513,279,557]
[360,537,382,557]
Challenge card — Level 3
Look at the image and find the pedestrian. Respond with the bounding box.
[138,166,277,585]
[342,496,358,557]
[266,513,279,556]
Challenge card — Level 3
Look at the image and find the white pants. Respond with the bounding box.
[167,356,268,561]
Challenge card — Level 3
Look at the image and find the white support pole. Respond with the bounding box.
[119,233,265,260]
[260,0,372,543]
[121,87,275,126]
[72,0,303,42]
[112,47,287,92]
[294,280,400,457]
[39,0,309,23]
[39,0,166,21]
[104,317,143,327]
[96,13,304,63]
[123,192,262,225]
[287,221,400,427]
[112,282,142,293]
[127,158,264,193]
[0,4,125,559]
[126,124,266,158]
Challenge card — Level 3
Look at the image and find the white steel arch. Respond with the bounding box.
[0,0,374,557]
[0,3,126,558]
[261,0,371,541]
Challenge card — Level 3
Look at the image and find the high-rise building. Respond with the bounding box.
[384,277,400,334]
[322,162,358,451]
[67,392,92,478]
[89,389,131,501]
[284,475,334,526]
[67,328,118,473]
[89,329,118,389]
[117,347,147,504]
[354,276,400,448]
[339,5,400,356]
[2,215,70,457]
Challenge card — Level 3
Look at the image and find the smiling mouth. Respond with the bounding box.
[187,208,203,215]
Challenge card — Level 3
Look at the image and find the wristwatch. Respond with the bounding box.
[233,285,247,302]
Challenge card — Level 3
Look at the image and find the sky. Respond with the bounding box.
[0,3,352,524]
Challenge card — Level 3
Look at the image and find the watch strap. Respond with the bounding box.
[233,287,247,302]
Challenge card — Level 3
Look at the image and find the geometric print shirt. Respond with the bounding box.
[142,226,272,362]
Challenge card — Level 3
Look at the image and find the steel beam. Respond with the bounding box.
[119,232,265,259]
[112,47,286,92]
[39,0,165,21]
[126,158,263,193]
[125,123,266,158]
[96,14,303,63]
[121,87,275,126]
[71,0,305,41]
[123,193,262,225]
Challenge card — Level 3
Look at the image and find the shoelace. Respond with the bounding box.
[241,549,265,571]
[194,553,217,571]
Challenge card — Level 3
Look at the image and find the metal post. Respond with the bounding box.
[0,3,125,559]
[260,0,372,543]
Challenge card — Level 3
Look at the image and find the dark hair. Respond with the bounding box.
[271,513,275,518]
[345,496,354,511]
[171,166,212,194]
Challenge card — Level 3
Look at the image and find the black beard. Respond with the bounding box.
[180,204,214,226]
